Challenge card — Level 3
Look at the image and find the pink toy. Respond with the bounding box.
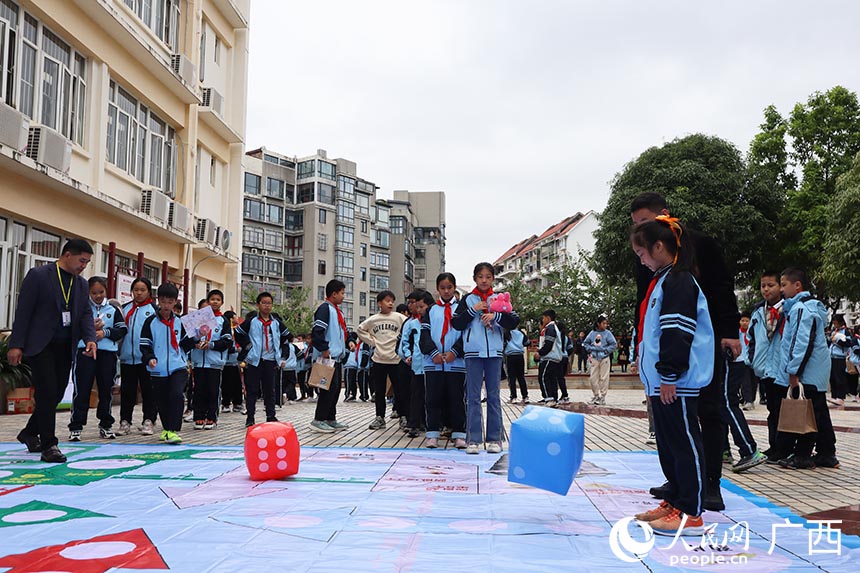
[488,292,512,313]
[244,421,300,481]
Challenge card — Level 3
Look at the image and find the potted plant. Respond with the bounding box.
[0,334,32,414]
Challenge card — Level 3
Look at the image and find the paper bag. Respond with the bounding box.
[308,358,336,391]
[777,384,817,434]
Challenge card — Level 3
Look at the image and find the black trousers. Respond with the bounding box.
[722,361,758,458]
[152,369,187,432]
[313,362,342,422]
[538,360,561,401]
[697,345,729,485]
[297,370,310,399]
[505,354,528,399]
[221,365,242,407]
[773,383,837,458]
[281,369,298,401]
[759,377,778,449]
[23,340,73,450]
[372,362,401,418]
[396,361,412,417]
[830,358,848,399]
[358,369,370,400]
[651,395,706,517]
[559,357,569,398]
[193,368,222,422]
[424,370,465,436]
[120,362,157,424]
[409,373,426,429]
[244,360,277,421]
[576,353,587,372]
[345,367,358,398]
[70,349,117,431]
[847,371,859,396]
[740,365,757,404]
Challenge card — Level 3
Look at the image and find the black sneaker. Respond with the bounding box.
[407,428,420,438]
[812,453,840,469]
[16,430,40,453]
[649,481,671,499]
[245,416,255,428]
[703,479,725,511]
[780,455,816,470]
[40,446,67,463]
[266,416,279,423]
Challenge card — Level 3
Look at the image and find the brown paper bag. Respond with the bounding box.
[777,384,817,434]
[308,358,336,391]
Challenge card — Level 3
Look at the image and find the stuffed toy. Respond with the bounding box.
[488,292,512,313]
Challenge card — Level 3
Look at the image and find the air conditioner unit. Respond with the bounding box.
[140,189,171,223]
[169,201,191,233]
[195,218,218,246]
[0,102,29,151]
[171,53,197,85]
[26,126,71,172]
[216,227,232,250]
[201,87,224,116]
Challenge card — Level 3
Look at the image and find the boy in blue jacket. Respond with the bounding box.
[140,283,196,444]
[401,290,434,437]
[190,289,233,430]
[309,279,349,433]
[771,268,838,470]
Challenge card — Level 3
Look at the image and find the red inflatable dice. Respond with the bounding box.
[244,421,300,481]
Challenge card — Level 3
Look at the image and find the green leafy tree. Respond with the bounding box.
[822,152,860,301]
[242,283,314,335]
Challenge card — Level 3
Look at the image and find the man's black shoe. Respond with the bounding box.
[16,430,40,453]
[245,416,255,428]
[40,446,67,463]
[266,416,279,423]
[649,481,670,499]
[703,479,725,511]
[812,453,840,469]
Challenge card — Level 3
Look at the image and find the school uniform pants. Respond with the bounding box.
[221,365,242,407]
[589,357,611,398]
[576,353,587,372]
[372,362,401,418]
[409,373,426,429]
[313,362,342,423]
[396,361,412,417]
[358,369,370,400]
[120,362,157,424]
[559,357,569,398]
[244,360,277,422]
[465,357,502,444]
[21,339,74,450]
[741,366,757,404]
[193,368,222,422]
[281,369,298,402]
[70,349,117,431]
[297,370,310,399]
[151,370,187,432]
[424,370,465,439]
[722,360,758,458]
[759,377,778,450]
[651,394,706,517]
[505,354,528,400]
[772,383,837,458]
[345,367,358,398]
[538,360,560,401]
[830,358,848,400]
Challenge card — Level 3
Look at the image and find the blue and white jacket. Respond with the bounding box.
[538,322,564,363]
[638,265,715,397]
[399,316,425,375]
[584,328,617,362]
[829,326,855,360]
[311,300,348,361]
[504,329,526,357]
[140,311,195,377]
[777,291,831,391]
[235,313,292,367]
[420,299,465,373]
[345,342,360,370]
[119,301,158,365]
[280,342,301,371]
[79,299,127,353]
[190,315,233,370]
[745,300,784,380]
[450,293,520,359]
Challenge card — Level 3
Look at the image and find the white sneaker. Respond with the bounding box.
[117,420,131,435]
[486,442,502,454]
[183,410,194,422]
[140,419,154,435]
[465,443,480,455]
[645,432,657,445]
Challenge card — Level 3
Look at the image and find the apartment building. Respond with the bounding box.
[494,211,598,288]
[0,0,249,328]
[388,190,446,296]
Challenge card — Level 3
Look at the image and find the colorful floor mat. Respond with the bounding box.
[0,444,856,572]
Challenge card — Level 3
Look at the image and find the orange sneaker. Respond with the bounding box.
[649,509,705,537]
[634,500,675,522]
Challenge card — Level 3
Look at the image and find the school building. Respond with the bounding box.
[0,0,249,329]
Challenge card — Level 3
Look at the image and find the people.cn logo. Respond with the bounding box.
[609,517,656,562]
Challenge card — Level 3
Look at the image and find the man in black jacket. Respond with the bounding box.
[630,193,740,511]
[8,239,97,463]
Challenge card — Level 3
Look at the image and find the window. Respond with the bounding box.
[318,260,326,275]
[317,161,335,181]
[265,257,282,278]
[266,177,285,199]
[285,261,302,282]
[391,216,405,235]
[318,183,335,205]
[317,286,325,301]
[337,201,354,223]
[405,259,414,279]
[341,302,353,325]
[338,175,356,201]
[243,226,264,248]
[359,292,366,306]
[297,183,314,203]
[122,0,181,49]
[370,273,389,291]
[107,80,176,195]
[360,267,367,281]
[370,251,389,270]
[264,229,283,251]
[242,253,263,275]
[297,160,314,179]
[360,243,367,257]
[361,220,368,234]
[318,209,327,224]
[372,229,390,248]
[335,224,354,248]
[243,198,264,222]
[356,193,371,216]
[376,205,390,227]
[244,172,261,195]
[285,209,304,231]
[285,235,302,258]
[31,228,60,258]
[266,203,283,225]
[264,153,279,164]
[336,275,354,297]
[335,250,354,274]
[318,233,327,251]
[415,248,426,264]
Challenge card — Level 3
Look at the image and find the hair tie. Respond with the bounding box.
[654,215,683,264]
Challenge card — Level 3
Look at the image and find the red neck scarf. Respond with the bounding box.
[328,299,348,342]
[438,298,453,344]
[355,341,361,360]
[471,287,493,313]
[160,314,179,351]
[412,314,420,320]
[259,316,273,352]
[637,276,659,350]
[213,310,222,317]
[740,326,749,346]
[126,299,152,325]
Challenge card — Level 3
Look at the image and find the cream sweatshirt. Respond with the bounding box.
[357,312,406,364]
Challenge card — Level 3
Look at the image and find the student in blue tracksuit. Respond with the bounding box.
[118,277,159,436]
[771,268,839,470]
[220,311,243,413]
[189,289,233,430]
[69,276,128,441]
[344,339,360,401]
[451,263,520,454]
[504,328,529,403]
[140,283,196,444]
[234,292,292,427]
[827,315,855,406]
[279,337,301,403]
[401,290,434,437]
[630,217,713,537]
[309,279,349,433]
[420,272,466,449]
[358,342,372,401]
[537,310,564,405]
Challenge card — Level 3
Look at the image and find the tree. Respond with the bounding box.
[242,283,314,335]
[822,152,860,301]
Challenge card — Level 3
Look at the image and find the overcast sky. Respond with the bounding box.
[245,0,859,286]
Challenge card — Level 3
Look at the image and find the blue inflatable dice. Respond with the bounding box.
[507,405,585,495]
